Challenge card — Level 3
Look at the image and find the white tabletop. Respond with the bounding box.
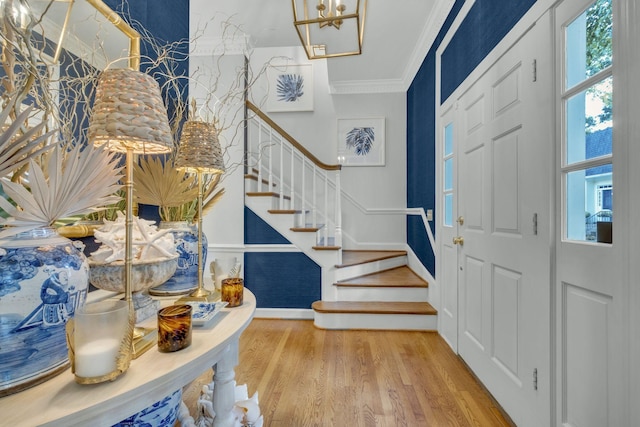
[0,290,256,427]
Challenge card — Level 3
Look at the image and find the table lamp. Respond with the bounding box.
[88,68,174,360]
[174,119,225,302]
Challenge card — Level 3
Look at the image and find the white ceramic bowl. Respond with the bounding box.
[88,255,179,293]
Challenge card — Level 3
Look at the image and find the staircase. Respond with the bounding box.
[245,101,437,331]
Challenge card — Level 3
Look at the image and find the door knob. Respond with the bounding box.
[457,216,464,225]
[453,236,464,245]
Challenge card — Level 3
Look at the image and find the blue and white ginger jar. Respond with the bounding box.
[0,227,89,396]
[150,221,207,296]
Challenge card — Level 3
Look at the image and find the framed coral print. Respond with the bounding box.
[337,118,385,166]
[265,64,313,112]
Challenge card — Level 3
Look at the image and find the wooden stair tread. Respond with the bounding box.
[244,174,276,186]
[312,246,341,251]
[246,192,291,200]
[291,227,320,232]
[337,250,407,268]
[336,266,428,288]
[268,209,307,214]
[312,301,437,315]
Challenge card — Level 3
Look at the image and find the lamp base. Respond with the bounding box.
[132,327,157,359]
[175,289,220,304]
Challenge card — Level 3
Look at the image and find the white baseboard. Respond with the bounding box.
[254,308,314,320]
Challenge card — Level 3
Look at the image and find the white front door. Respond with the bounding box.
[454,13,553,426]
[437,105,459,351]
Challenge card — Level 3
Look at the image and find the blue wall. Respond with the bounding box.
[244,208,321,309]
[407,0,537,277]
[245,207,290,245]
[104,0,189,223]
[244,252,321,309]
[105,0,189,135]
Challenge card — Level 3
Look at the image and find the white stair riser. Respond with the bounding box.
[246,198,339,267]
[335,256,407,281]
[244,177,279,193]
[314,312,437,331]
[335,287,428,302]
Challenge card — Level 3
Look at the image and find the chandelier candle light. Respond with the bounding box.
[88,68,174,362]
[174,118,225,303]
[292,0,367,59]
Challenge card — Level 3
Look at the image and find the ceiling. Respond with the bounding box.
[191,0,453,93]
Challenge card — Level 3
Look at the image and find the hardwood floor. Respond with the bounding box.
[230,319,514,427]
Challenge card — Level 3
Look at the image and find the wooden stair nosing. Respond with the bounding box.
[335,265,428,288]
[312,301,437,316]
[246,191,291,200]
[268,209,308,214]
[337,250,408,268]
[312,245,341,251]
[244,174,276,187]
[291,227,320,232]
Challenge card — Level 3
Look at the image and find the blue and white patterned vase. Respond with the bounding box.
[112,388,182,427]
[149,221,207,296]
[0,227,89,397]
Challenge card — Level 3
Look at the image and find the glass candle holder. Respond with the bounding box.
[157,304,192,352]
[67,299,130,384]
[221,277,244,307]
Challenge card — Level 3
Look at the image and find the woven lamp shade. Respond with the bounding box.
[88,69,173,154]
[175,121,225,174]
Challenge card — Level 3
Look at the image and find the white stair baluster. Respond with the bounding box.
[268,128,273,202]
[335,170,342,262]
[312,164,317,230]
[290,148,295,211]
[279,134,284,209]
[257,120,263,191]
[301,156,306,228]
[324,171,329,247]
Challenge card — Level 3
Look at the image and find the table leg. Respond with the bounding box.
[212,340,239,427]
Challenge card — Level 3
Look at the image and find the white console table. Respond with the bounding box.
[0,289,256,427]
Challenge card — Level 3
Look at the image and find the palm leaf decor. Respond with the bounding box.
[133,156,199,222]
[0,97,57,179]
[196,173,225,221]
[0,144,124,238]
[345,126,375,156]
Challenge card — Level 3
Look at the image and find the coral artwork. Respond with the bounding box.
[266,64,313,112]
[345,127,375,156]
[276,74,305,102]
[337,118,385,166]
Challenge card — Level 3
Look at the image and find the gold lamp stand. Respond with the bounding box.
[173,117,225,304]
[89,68,175,361]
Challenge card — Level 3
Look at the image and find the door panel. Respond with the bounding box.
[438,106,459,350]
[455,14,552,427]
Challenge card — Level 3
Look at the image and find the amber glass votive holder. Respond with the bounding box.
[221,278,244,307]
[157,304,192,352]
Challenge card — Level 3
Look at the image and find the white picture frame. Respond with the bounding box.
[265,64,313,112]
[337,118,386,166]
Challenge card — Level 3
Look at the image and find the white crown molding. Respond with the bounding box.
[400,0,456,92]
[327,0,456,94]
[190,35,253,57]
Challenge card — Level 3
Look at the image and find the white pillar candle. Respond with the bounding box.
[75,338,120,378]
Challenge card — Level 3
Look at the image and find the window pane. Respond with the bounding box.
[566,0,612,88]
[444,158,453,191]
[444,123,453,156]
[566,76,612,164]
[566,167,612,242]
[444,193,453,227]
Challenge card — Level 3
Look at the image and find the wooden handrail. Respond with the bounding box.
[246,101,342,171]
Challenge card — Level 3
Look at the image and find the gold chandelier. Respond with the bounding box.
[292,0,367,60]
